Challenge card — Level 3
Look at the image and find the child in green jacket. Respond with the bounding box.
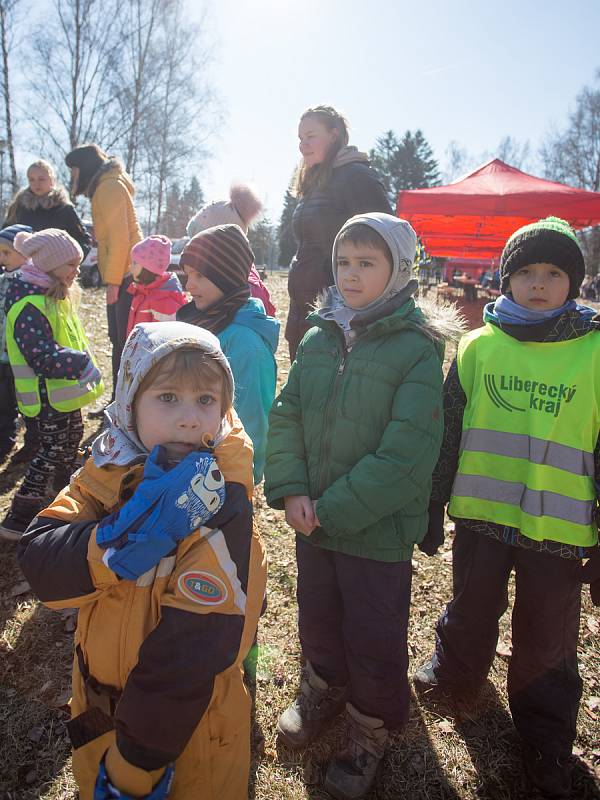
[265,212,459,800]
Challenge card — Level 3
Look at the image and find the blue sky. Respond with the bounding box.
[195,0,600,221]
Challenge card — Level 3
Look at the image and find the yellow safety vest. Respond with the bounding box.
[448,323,600,547]
[6,293,103,417]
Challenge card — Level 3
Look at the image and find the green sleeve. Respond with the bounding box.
[264,348,310,510]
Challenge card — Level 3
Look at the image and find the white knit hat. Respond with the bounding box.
[186,184,262,237]
[14,228,83,273]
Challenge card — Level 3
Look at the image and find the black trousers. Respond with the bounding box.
[0,363,18,457]
[106,278,133,399]
[296,536,412,729]
[20,407,83,497]
[432,525,582,757]
[0,363,39,457]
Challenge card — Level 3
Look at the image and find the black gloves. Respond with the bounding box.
[581,547,600,607]
[418,501,446,556]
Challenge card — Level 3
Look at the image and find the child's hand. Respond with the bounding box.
[312,500,321,528]
[284,495,316,535]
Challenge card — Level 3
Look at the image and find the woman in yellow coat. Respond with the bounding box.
[65,144,142,408]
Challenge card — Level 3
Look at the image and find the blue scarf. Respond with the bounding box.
[484,295,596,327]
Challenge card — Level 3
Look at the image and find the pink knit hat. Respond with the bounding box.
[14,229,83,272]
[131,235,172,275]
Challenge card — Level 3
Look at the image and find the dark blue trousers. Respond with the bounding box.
[433,525,582,757]
[296,536,412,729]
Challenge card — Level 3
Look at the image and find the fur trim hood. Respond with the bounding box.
[87,157,135,199]
[12,185,72,212]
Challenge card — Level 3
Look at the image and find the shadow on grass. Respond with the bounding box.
[0,596,74,799]
[271,699,463,799]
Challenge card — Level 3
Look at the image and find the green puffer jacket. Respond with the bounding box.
[265,298,455,562]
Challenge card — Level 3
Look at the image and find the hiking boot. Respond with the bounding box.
[277,661,346,750]
[523,744,573,798]
[324,703,389,800]
[0,494,48,541]
[413,659,439,693]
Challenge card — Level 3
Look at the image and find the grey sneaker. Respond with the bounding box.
[277,661,346,750]
[324,703,388,800]
[412,659,439,693]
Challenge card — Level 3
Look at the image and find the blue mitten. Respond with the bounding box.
[97,446,225,580]
[94,758,174,800]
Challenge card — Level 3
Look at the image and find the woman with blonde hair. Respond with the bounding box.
[3,159,91,256]
[286,105,391,360]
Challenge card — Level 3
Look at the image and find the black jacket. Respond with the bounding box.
[4,187,91,257]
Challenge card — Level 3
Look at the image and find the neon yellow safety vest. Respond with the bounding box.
[6,293,104,417]
[448,324,600,547]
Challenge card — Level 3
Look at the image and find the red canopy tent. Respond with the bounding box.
[396,159,600,260]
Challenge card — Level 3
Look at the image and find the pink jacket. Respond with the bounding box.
[126,272,187,336]
[249,264,276,316]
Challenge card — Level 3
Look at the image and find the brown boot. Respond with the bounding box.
[324,703,388,800]
[277,661,346,749]
[0,494,48,541]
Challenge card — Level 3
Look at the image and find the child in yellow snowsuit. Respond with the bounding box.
[19,321,267,800]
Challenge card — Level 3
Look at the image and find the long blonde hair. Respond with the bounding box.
[45,275,81,307]
[295,105,349,197]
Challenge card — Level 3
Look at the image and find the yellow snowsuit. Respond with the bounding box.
[19,415,266,799]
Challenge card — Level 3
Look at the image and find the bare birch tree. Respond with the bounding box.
[0,0,19,194]
[27,0,123,156]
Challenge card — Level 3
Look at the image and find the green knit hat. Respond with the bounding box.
[500,216,585,300]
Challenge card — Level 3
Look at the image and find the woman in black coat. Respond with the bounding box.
[3,160,90,256]
[286,105,391,360]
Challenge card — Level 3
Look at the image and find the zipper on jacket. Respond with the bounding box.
[316,343,350,497]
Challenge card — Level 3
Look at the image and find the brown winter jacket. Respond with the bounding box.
[89,160,142,286]
[19,415,266,800]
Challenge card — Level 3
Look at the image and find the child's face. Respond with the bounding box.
[184,266,224,310]
[130,260,144,280]
[135,377,223,462]
[509,262,570,310]
[336,241,393,309]
[27,166,53,197]
[0,243,26,270]
[52,257,81,287]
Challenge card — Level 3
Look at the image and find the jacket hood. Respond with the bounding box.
[88,158,135,198]
[91,321,234,467]
[332,146,370,169]
[332,213,417,314]
[313,289,465,356]
[12,185,72,211]
[231,298,280,354]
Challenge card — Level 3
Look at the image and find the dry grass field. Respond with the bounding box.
[0,274,599,799]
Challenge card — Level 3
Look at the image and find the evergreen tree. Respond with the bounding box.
[371,129,440,205]
[248,215,277,266]
[160,175,204,238]
[278,179,299,267]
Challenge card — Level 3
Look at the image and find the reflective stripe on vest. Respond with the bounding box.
[5,293,103,417]
[448,324,600,547]
[460,428,594,477]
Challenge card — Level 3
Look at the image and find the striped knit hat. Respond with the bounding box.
[0,224,33,245]
[500,216,585,300]
[13,228,83,272]
[180,224,254,294]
